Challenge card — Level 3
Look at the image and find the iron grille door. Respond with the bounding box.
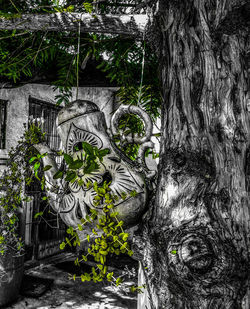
[27,97,65,260]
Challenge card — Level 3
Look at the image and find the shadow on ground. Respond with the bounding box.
[5,253,138,309]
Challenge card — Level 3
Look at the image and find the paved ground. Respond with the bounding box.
[5,254,138,309]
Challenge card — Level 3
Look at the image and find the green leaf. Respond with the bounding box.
[66,5,74,12]
[43,165,52,171]
[66,237,72,247]
[107,272,113,282]
[84,161,99,174]
[110,211,119,218]
[116,277,122,286]
[99,250,108,255]
[77,224,83,231]
[40,153,48,158]
[53,170,64,179]
[120,242,128,250]
[153,133,161,137]
[82,255,88,262]
[100,254,104,264]
[122,233,129,241]
[65,171,77,182]
[74,258,78,266]
[171,250,177,255]
[116,221,124,227]
[82,142,94,155]
[103,266,107,274]
[60,242,66,250]
[83,2,93,14]
[34,211,43,219]
[121,192,127,200]
[97,264,103,270]
[29,156,37,163]
[63,153,73,165]
[78,179,84,186]
[84,272,91,281]
[73,145,79,151]
[99,148,110,158]
[69,160,83,170]
[86,181,92,189]
[130,190,138,197]
[128,250,133,256]
[33,162,40,171]
[67,227,74,235]
[92,228,97,235]
[98,188,105,195]
[81,274,85,282]
[90,209,97,215]
[130,285,136,293]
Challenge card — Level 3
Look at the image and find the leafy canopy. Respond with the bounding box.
[0,0,161,158]
[0,1,159,104]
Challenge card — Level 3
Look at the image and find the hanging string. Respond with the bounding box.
[137,30,146,106]
[76,20,81,100]
[9,0,20,13]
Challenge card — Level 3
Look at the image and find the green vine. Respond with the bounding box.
[0,122,145,291]
[0,123,45,255]
[61,180,134,286]
[30,141,138,287]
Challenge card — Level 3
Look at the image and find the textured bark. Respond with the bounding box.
[0,13,147,37]
[141,0,250,308]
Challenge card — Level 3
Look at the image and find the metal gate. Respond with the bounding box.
[25,97,65,260]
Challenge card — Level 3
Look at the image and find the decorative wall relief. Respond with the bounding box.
[34,99,155,229]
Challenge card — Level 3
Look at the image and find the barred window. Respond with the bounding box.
[0,100,7,149]
[28,97,62,151]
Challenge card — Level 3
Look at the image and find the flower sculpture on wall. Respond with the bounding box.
[67,124,104,192]
[62,123,145,224]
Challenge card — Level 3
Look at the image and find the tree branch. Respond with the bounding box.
[0,13,148,37]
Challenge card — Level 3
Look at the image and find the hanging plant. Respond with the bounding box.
[29,140,140,288]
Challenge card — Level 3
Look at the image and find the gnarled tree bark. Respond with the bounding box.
[141,0,250,308]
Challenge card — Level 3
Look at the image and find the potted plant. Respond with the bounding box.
[0,123,45,307]
[0,161,25,307]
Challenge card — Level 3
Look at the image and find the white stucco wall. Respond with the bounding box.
[0,84,119,173]
[0,83,159,175]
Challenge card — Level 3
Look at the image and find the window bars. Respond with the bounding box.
[28,97,62,152]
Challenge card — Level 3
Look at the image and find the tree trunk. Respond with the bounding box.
[142,1,250,308]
